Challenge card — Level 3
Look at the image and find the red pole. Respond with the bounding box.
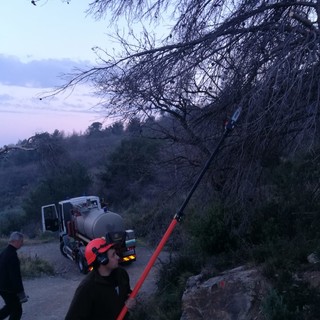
[116,218,178,320]
[116,107,241,320]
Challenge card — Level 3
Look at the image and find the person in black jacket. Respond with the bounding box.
[65,237,135,320]
[0,231,27,320]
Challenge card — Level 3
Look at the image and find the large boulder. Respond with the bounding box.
[181,266,270,320]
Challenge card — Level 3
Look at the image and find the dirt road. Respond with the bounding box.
[0,240,168,320]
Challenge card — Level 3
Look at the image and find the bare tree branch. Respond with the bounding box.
[0,144,36,155]
[40,1,320,226]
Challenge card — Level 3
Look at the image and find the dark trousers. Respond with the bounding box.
[0,291,22,320]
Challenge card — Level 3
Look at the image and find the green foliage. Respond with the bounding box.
[245,151,320,266]
[0,148,39,167]
[22,162,91,220]
[123,200,177,245]
[185,205,236,255]
[0,207,26,235]
[19,254,55,278]
[271,154,320,205]
[101,136,161,206]
[157,255,200,292]
[263,153,320,238]
[252,237,314,273]
[4,117,320,319]
[126,117,142,134]
[133,255,200,320]
[262,289,291,320]
[0,239,7,251]
[34,131,68,175]
[246,152,320,320]
[37,231,57,242]
[86,122,103,136]
[0,163,40,209]
[109,121,124,135]
[0,121,125,232]
[262,280,320,320]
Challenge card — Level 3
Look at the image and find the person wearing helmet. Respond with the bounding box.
[65,237,135,320]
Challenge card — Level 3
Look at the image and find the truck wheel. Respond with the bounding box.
[77,255,88,274]
[59,241,68,259]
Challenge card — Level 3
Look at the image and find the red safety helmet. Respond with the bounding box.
[85,238,114,266]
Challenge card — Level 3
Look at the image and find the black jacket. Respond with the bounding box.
[65,268,131,320]
[0,244,24,294]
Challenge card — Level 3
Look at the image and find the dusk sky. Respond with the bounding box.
[0,0,118,146]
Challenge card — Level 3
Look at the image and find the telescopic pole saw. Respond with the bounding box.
[116,107,241,320]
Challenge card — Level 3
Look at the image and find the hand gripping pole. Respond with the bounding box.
[116,107,241,320]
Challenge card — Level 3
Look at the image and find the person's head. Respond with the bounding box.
[8,231,24,249]
[85,238,119,272]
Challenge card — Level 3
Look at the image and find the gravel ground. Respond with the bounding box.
[0,240,168,320]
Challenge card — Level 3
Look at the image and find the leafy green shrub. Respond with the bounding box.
[144,255,200,320]
[157,254,199,290]
[251,235,318,280]
[0,208,26,235]
[262,281,320,320]
[0,239,7,251]
[262,289,290,320]
[123,196,183,247]
[20,254,55,278]
[131,255,200,320]
[23,161,91,221]
[101,136,161,206]
[37,231,58,242]
[185,205,236,255]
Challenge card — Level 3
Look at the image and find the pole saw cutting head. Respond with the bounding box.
[225,107,242,131]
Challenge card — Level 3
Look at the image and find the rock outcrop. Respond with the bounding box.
[181,266,270,320]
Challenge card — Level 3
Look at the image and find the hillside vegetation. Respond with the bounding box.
[1,115,320,319]
[3,1,320,318]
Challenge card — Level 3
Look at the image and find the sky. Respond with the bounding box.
[0,0,118,146]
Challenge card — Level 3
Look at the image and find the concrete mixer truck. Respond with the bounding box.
[41,195,136,273]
